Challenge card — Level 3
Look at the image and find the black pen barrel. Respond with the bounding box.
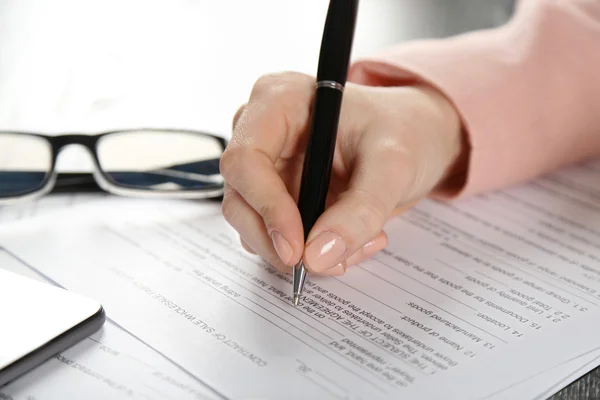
[316,0,359,84]
[296,0,358,241]
[297,87,343,241]
[292,0,359,302]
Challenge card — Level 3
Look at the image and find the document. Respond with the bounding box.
[0,193,103,222]
[488,351,600,400]
[0,251,220,400]
[0,322,220,400]
[2,157,600,399]
[0,248,219,400]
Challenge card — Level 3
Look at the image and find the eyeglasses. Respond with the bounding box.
[0,128,227,205]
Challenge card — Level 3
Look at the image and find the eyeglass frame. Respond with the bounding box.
[0,128,228,205]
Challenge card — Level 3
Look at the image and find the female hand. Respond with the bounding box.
[220,71,466,276]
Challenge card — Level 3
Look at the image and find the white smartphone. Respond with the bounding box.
[0,262,105,387]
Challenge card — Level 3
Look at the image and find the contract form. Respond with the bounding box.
[0,193,103,222]
[2,158,600,399]
[0,248,219,400]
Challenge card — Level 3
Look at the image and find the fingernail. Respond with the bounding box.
[271,231,293,265]
[344,235,387,267]
[304,231,347,272]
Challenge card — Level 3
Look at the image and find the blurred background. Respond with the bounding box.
[0,0,515,140]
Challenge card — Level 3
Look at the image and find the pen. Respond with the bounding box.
[292,0,359,306]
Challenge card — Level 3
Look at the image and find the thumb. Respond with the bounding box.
[302,145,418,273]
[300,83,463,274]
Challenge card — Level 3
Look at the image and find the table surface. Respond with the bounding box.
[553,367,600,399]
[1,1,597,398]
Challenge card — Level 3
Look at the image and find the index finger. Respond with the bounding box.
[220,72,315,266]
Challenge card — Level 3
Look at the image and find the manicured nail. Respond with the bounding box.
[271,231,293,265]
[304,231,347,273]
[344,235,387,267]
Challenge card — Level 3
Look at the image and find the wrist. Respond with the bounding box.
[414,83,470,196]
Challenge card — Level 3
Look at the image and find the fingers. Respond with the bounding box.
[222,186,290,272]
[300,84,461,274]
[221,72,316,267]
[342,231,388,268]
[311,203,411,276]
[224,77,462,278]
[314,232,388,277]
[302,141,416,274]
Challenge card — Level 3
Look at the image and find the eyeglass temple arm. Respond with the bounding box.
[52,159,223,193]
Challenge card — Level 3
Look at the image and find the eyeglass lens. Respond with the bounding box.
[0,133,53,198]
[96,130,223,191]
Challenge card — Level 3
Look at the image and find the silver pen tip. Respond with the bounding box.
[292,260,307,306]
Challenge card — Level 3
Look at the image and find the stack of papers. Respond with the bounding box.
[2,158,600,399]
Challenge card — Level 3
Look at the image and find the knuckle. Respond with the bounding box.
[221,189,240,226]
[251,71,312,100]
[219,148,237,182]
[247,72,314,139]
[251,72,288,97]
[219,147,253,186]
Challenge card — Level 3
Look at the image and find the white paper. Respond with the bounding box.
[0,322,222,400]
[0,193,103,222]
[489,351,600,400]
[2,159,600,399]
[404,309,600,399]
[0,248,219,400]
[0,323,223,400]
[5,241,591,400]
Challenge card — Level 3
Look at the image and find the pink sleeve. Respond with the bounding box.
[348,0,600,197]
